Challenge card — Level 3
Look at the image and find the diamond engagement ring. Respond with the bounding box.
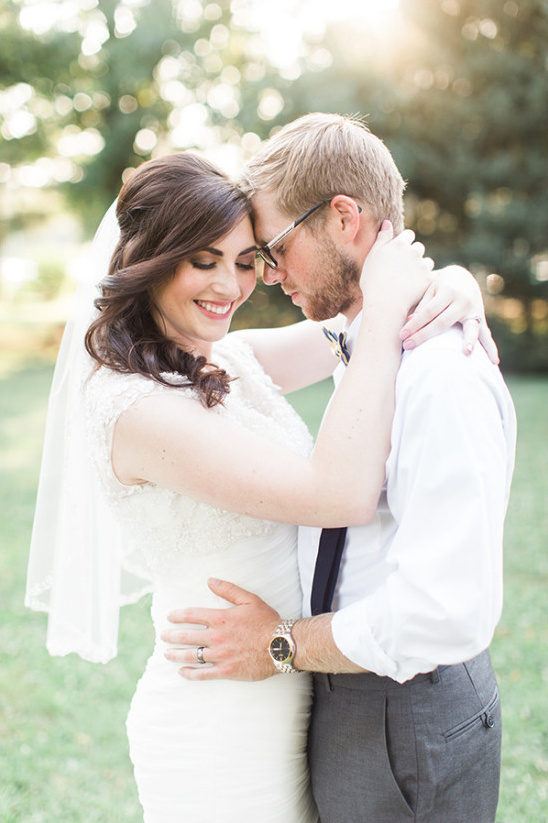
[196,646,206,665]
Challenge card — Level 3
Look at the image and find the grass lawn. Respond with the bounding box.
[1,361,546,822]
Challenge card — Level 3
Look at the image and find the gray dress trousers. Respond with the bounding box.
[308,649,501,823]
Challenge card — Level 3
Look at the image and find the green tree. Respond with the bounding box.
[395,0,548,312]
[286,0,548,368]
[1,0,292,229]
[0,0,304,326]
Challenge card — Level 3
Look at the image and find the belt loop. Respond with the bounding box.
[320,672,333,693]
[429,667,440,684]
[314,672,333,693]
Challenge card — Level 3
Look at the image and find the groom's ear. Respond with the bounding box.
[328,196,362,245]
[329,196,378,259]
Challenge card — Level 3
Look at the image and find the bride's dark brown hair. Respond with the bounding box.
[85,152,252,407]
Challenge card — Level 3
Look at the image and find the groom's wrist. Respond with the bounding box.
[292,614,367,675]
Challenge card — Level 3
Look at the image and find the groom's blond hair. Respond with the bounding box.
[241,112,405,233]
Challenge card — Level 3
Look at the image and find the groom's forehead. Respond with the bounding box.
[250,192,287,244]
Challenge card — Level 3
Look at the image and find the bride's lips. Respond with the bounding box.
[194,299,234,319]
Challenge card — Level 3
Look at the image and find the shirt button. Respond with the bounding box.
[484,714,495,728]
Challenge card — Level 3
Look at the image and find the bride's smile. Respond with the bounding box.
[194,299,234,316]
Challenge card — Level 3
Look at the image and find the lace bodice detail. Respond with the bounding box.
[83,336,313,582]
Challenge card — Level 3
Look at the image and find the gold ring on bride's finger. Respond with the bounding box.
[196,646,206,665]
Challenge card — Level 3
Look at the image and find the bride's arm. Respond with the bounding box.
[113,226,432,528]
[231,318,343,395]
[233,265,497,395]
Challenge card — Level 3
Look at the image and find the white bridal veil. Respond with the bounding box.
[25,202,153,664]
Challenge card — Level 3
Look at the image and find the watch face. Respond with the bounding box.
[270,636,291,663]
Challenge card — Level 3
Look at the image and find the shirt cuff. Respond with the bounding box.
[331,600,400,680]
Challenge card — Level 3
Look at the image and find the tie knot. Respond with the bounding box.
[322,327,350,366]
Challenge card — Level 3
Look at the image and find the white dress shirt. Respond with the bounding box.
[298,316,516,683]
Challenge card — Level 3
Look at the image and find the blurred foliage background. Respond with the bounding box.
[1,0,547,370]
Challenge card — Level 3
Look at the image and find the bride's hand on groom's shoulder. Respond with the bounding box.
[399,264,499,363]
[161,579,281,681]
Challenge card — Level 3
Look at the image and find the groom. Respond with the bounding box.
[163,113,516,822]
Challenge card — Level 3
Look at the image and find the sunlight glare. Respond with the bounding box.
[311,0,399,24]
[240,0,401,70]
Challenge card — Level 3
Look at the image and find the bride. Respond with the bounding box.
[26,151,491,822]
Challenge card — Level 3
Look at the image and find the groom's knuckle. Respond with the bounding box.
[210,628,225,645]
[212,639,225,656]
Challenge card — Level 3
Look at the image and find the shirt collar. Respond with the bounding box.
[343,310,363,357]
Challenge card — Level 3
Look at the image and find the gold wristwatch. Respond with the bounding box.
[268,619,298,673]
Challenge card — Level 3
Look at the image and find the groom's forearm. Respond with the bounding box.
[293,614,367,674]
[161,579,368,681]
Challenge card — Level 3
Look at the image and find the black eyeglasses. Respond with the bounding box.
[256,200,329,269]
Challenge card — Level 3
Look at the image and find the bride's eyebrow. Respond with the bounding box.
[200,246,256,257]
[238,246,258,257]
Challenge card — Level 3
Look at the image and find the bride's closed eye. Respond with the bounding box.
[191,260,255,271]
[192,261,216,270]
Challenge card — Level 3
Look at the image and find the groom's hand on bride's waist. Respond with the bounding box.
[161,578,281,681]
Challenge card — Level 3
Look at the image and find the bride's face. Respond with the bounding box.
[152,216,257,358]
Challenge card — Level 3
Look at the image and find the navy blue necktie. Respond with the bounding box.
[310,330,351,615]
[310,526,348,615]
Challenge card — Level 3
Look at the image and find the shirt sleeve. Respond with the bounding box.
[330,342,516,683]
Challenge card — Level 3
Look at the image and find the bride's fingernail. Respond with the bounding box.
[403,339,416,350]
[464,344,473,355]
[400,329,411,341]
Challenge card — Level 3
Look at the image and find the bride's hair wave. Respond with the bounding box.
[85,152,251,407]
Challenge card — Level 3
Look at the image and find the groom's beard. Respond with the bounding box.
[297,236,361,322]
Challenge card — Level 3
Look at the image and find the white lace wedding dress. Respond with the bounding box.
[84,336,318,823]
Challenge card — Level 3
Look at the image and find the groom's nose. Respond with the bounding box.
[262,262,284,286]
